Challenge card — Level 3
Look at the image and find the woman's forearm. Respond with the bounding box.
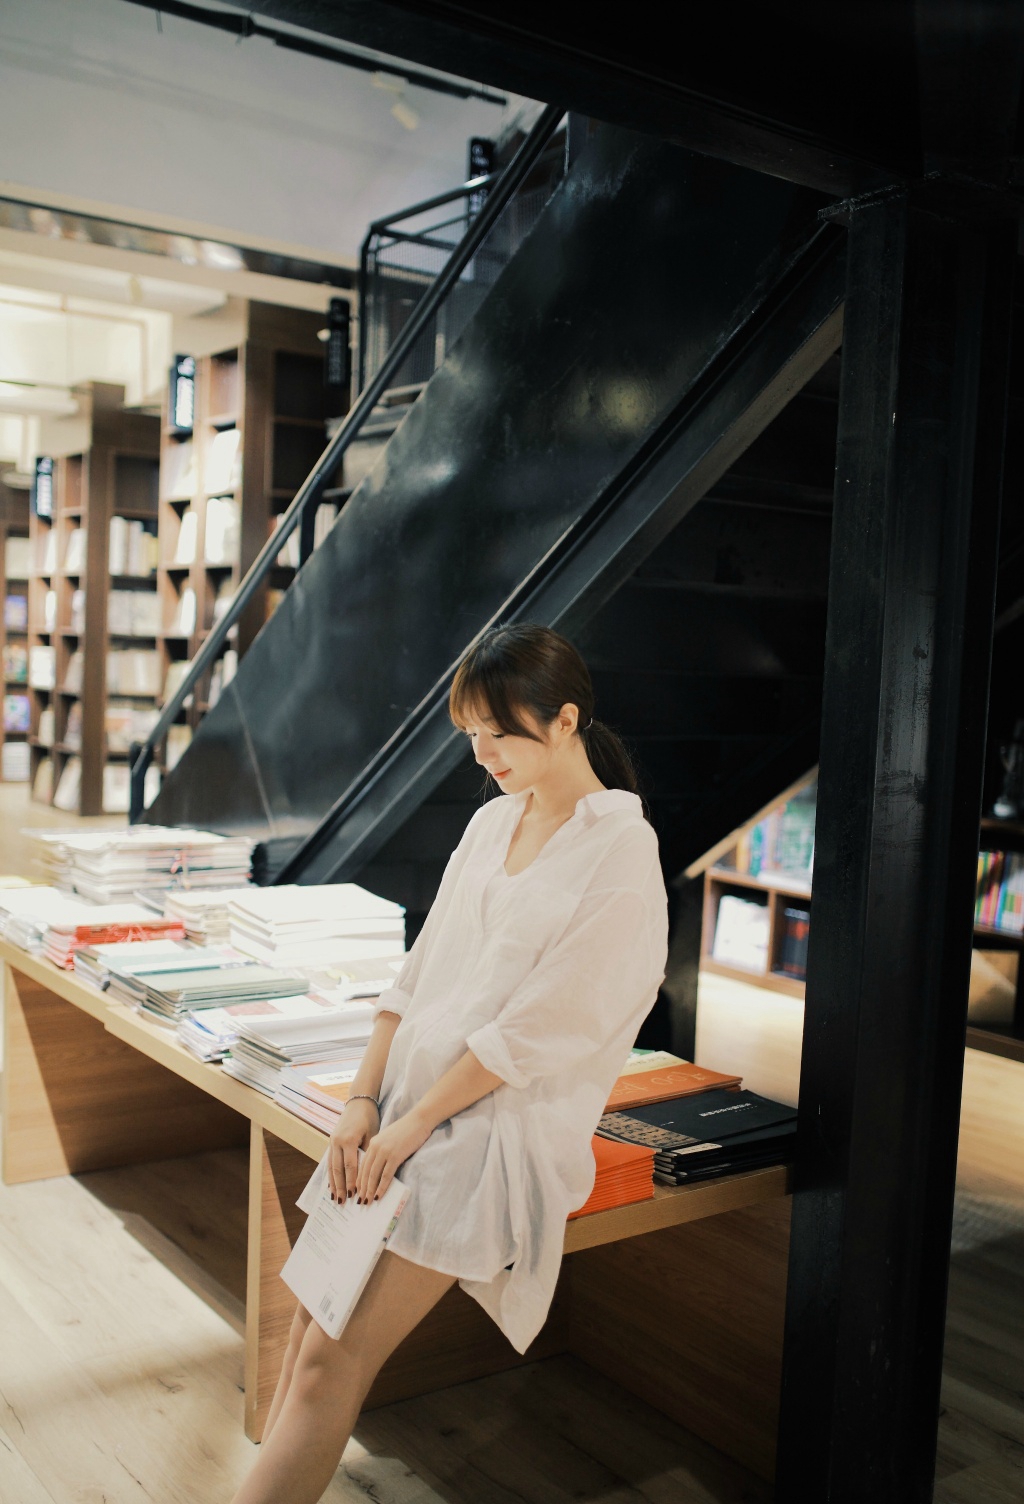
[408,1048,504,1136]
[350,1011,401,1099]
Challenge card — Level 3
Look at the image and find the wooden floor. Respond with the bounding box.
[0,785,1022,1501]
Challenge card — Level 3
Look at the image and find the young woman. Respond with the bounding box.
[231,623,669,1504]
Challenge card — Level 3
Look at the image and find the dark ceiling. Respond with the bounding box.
[241,0,1024,201]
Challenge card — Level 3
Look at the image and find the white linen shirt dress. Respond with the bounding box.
[374,786,669,1354]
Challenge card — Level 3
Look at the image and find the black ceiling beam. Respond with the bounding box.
[120,0,506,103]
[242,0,916,197]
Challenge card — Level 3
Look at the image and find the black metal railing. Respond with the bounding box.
[128,102,565,823]
[358,142,565,393]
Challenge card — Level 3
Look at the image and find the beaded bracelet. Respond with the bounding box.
[344,1093,380,1114]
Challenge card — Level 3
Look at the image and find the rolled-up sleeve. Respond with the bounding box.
[466,839,667,1089]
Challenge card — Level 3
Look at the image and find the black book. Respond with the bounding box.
[653,1121,797,1169]
[597,1088,796,1154]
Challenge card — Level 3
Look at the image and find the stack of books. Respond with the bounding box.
[74,937,194,990]
[975,849,1024,934]
[0,886,95,954]
[567,1137,656,1219]
[275,1062,360,1132]
[227,884,405,968]
[110,953,309,1025]
[28,827,254,901]
[43,906,185,969]
[597,1087,797,1185]
[176,992,354,1063]
[224,1003,376,1097]
[162,886,255,945]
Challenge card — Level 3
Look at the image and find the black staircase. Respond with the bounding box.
[142,119,845,1049]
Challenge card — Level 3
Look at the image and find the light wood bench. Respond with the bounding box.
[1,938,791,1478]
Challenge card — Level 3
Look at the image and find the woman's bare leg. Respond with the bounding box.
[260,1301,314,1444]
[231,1252,456,1504]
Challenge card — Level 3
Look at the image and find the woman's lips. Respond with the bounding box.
[493,769,511,779]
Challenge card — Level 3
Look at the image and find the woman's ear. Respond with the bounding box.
[558,703,580,738]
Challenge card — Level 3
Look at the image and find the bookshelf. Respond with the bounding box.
[156,302,343,768]
[0,473,31,783]
[701,867,812,999]
[968,816,1024,1061]
[28,384,160,815]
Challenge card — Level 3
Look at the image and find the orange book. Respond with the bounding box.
[604,1062,742,1112]
[567,1135,655,1219]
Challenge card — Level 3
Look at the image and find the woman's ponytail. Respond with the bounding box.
[579,718,639,795]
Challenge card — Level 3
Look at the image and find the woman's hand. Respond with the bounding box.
[356,1110,432,1204]
[327,1098,380,1204]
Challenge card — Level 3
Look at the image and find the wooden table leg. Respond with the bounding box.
[1,962,246,1185]
[245,1124,310,1440]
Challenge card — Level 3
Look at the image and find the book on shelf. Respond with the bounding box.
[711,893,770,972]
[205,428,241,493]
[109,516,157,577]
[69,588,85,634]
[975,850,1024,936]
[162,441,197,503]
[283,1151,409,1340]
[4,595,27,631]
[43,588,57,632]
[273,515,301,569]
[37,705,56,747]
[107,648,161,696]
[108,590,161,637]
[173,509,198,566]
[208,649,237,709]
[105,701,159,754]
[2,740,29,781]
[3,642,27,682]
[4,535,30,578]
[205,496,240,564]
[63,649,84,695]
[776,906,810,979]
[162,659,193,707]
[32,755,53,802]
[35,531,57,576]
[567,1136,655,1219]
[53,755,82,812]
[63,702,81,749]
[102,761,160,814]
[2,693,29,733]
[29,645,56,690]
[170,587,197,637]
[63,528,86,574]
[729,783,816,882]
[210,576,235,624]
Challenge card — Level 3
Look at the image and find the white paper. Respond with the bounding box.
[282,1151,409,1339]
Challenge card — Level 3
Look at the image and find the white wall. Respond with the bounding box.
[0,0,518,263]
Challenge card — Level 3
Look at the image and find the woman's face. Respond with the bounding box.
[461,702,573,795]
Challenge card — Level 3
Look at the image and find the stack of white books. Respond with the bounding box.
[228,884,405,969]
[26,827,255,902]
[73,936,195,990]
[0,886,95,954]
[177,990,365,1063]
[162,886,255,945]
[223,1002,376,1098]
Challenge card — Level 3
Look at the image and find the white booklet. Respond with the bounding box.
[282,1151,409,1339]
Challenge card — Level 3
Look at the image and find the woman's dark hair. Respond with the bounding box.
[449,623,640,798]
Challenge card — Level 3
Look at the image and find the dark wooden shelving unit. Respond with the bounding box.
[0,471,31,783]
[155,300,344,773]
[27,383,159,815]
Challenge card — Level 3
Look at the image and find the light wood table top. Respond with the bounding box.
[0,936,792,1249]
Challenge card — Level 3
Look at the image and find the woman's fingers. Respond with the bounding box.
[341,1140,359,1204]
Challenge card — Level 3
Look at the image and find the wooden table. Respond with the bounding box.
[1,938,792,1479]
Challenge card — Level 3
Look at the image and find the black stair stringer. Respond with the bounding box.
[283,230,844,887]
[147,124,835,865]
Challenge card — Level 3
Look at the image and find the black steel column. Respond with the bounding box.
[776,192,1015,1501]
